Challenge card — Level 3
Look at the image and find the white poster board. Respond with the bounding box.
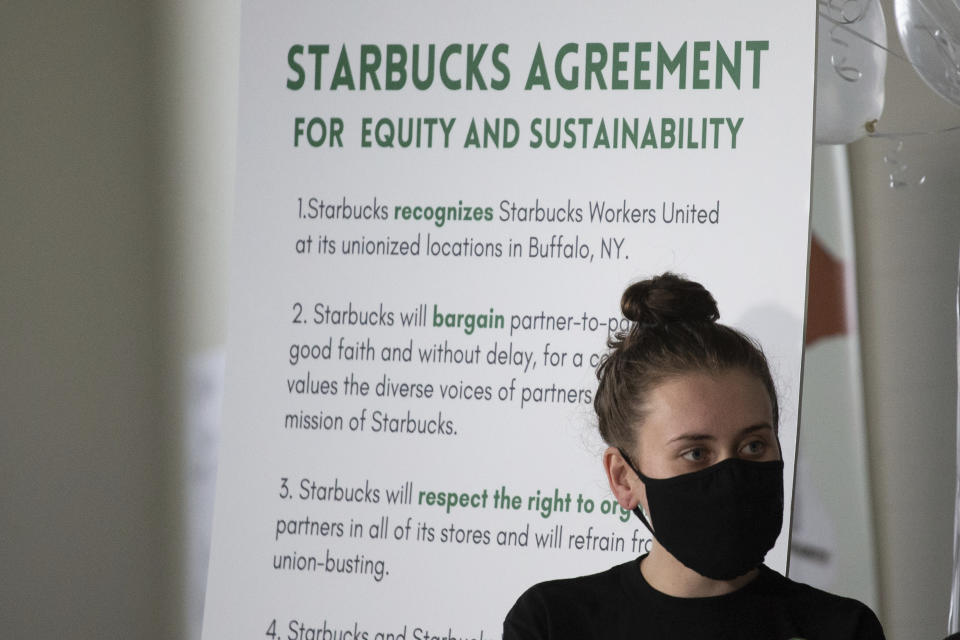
[203,2,816,637]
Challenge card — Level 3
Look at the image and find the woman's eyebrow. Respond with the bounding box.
[739,423,774,437]
[666,432,715,444]
[666,423,772,445]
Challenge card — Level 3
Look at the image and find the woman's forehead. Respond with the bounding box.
[640,369,774,443]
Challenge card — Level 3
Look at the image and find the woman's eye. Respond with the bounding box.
[681,447,707,462]
[741,440,766,456]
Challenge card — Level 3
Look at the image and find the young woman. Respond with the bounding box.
[503,273,885,639]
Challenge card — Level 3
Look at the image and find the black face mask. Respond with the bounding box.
[618,449,784,581]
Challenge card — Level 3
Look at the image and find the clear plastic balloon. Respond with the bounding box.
[816,0,888,144]
[895,0,960,108]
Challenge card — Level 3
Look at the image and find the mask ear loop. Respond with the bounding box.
[616,447,657,536]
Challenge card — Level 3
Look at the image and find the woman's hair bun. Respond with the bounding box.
[621,272,720,327]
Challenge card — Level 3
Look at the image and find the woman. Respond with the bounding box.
[503,273,884,639]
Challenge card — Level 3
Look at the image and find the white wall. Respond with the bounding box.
[848,1,960,637]
[1,2,168,638]
[153,0,239,637]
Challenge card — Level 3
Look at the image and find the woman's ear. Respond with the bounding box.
[603,446,644,511]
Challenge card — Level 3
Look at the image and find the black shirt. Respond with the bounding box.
[504,557,885,639]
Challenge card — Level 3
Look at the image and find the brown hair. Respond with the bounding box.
[594,272,779,450]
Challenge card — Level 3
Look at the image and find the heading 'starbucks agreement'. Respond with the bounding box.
[286,40,769,91]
